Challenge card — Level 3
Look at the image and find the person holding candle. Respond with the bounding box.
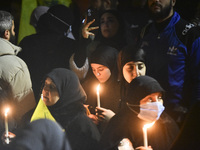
[0,78,18,145]
[81,44,120,133]
[0,78,72,149]
[99,76,179,150]
[0,10,36,122]
[0,119,72,150]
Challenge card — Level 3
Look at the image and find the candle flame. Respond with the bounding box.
[41,94,43,100]
[96,84,100,94]
[5,108,9,117]
[143,121,155,130]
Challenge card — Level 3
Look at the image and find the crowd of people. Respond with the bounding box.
[0,0,200,150]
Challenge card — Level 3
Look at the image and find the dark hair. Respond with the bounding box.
[96,9,132,50]
[0,11,14,37]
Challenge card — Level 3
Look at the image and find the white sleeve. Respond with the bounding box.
[69,53,89,80]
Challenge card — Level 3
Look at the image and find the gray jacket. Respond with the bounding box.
[0,38,36,120]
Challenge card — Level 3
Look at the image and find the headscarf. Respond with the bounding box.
[89,44,119,82]
[118,44,146,102]
[97,9,128,50]
[45,68,86,111]
[119,44,145,70]
[125,76,164,105]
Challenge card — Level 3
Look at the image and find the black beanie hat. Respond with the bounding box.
[44,4,74,34]
[48,4,74,26]
[126,76,164,105]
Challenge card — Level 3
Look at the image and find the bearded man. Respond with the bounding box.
[140,0,200,127]
[0,10,36,121]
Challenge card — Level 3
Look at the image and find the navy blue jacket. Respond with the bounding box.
[141,12,200,109]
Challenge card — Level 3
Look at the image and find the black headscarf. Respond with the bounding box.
[126,75,164,105]
[45,68,86,111]
[96,9,129,50]
[43,68,87,128]
[118,44,146,103]
[41,69,100,150]
[89,44,119,82]
[120,44,145,70]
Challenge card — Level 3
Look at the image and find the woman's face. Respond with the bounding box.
[140,92,163,105]
[42,77,60,106]
[123,61,146,83]
[91,63,111,83]
[100,12,119,38]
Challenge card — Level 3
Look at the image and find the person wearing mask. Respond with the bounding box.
[19,4,76,100]
[99,76,179,150]
[140,0,200,127]
[0,10,36,121]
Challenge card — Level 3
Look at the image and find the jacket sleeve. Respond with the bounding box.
[10,57,36,120]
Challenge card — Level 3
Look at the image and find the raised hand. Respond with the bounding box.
[82,17,99,39]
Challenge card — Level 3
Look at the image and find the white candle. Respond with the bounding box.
[5,108,10,144]
[143,122,155,148]
[96,84,100,107]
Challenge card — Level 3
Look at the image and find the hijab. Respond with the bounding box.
[45,68,86,111]
[96,9,129,50]
[43,68,87,128]
[126,75,164,105]
[89,44,119,83]
[118,44,146,102]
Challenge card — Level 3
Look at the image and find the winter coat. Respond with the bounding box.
[0,38,36,120]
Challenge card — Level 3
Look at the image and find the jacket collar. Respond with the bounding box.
[0,38,22,56]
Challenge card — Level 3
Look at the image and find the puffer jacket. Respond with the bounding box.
[0,38,36,120]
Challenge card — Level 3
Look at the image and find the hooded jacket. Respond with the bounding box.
[141,12,200,110]
[0,38,36,120]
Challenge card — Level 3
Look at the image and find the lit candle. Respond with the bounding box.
[96,84,100,107]
[143,121,155,148]
[41,94,43,100]
[5,108,10,144]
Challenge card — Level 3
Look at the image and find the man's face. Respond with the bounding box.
[9,20,16,44]
[148,0,175,21]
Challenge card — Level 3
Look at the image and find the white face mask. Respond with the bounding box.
[138,102,165,122]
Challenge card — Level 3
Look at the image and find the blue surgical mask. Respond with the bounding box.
[138,102,165,122]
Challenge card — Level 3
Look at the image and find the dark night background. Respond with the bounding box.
[0,0,200,41]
